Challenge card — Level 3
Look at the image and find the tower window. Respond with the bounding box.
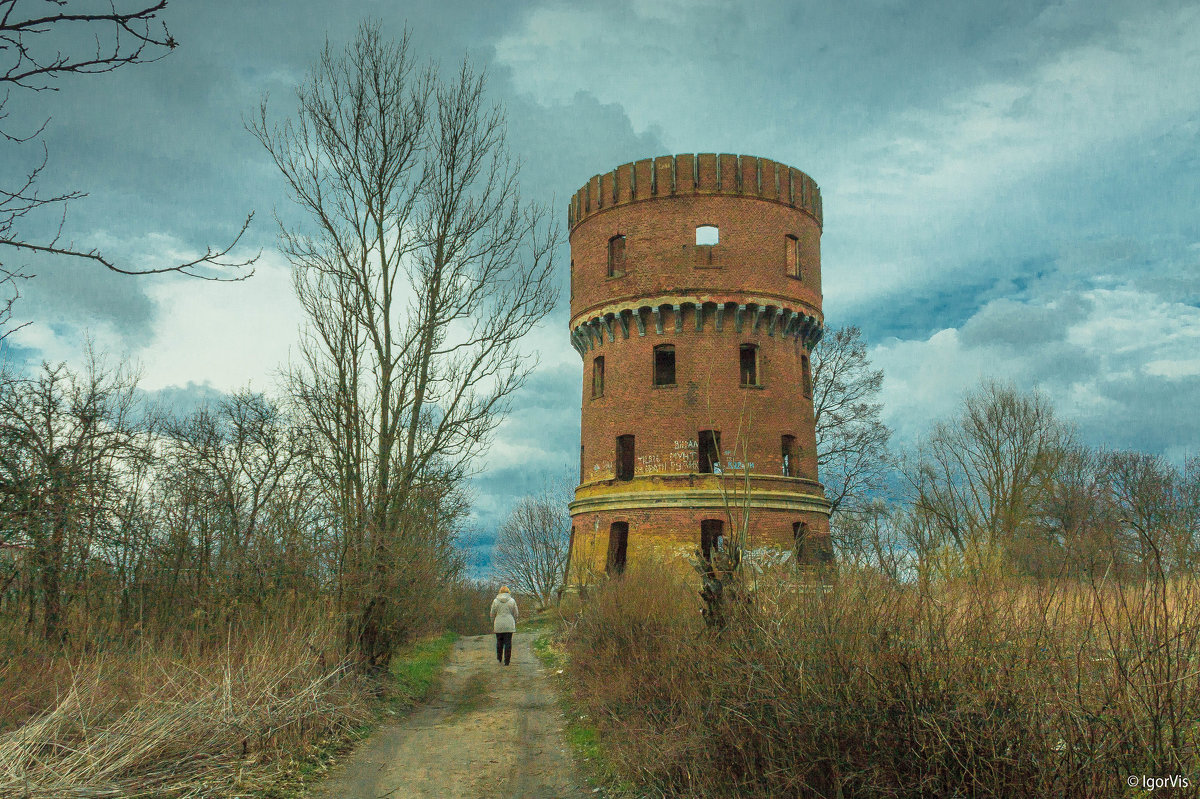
[607,235,626,277]
[653,344,676,386]
[580,444,585,481]
[786,234,800,278]
[592,355,605,398]
[616,434,635,481]
[607,522,629,575]
[698,429,721,474]
[793,521,810,559]
[695,225,719,246]
[802,354,812,398]
[701,519,724,562]
[781,435,797,477]
[740,343,759,386]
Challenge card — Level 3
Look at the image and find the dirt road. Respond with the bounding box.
[309,632,590,799]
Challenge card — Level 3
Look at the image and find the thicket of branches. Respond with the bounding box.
[0,357,469,652]
[832,380,1200,582]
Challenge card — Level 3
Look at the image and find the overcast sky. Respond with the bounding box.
[3,0,1198,572]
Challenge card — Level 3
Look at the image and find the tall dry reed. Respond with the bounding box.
[564,560,1200,798]
[0,612,369,798]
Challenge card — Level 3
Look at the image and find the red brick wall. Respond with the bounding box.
[568,154,831,572]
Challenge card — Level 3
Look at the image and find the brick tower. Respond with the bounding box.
[566,153,832,581]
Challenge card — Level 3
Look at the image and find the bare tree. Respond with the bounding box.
[830,498,912,581]
[493,481,571,610]
[810,326,892,515]
[250,22,558,670]
[1,1,255,338]
[1106,450,1200,575]
[0,354,150,643]
[907,381,1071,567]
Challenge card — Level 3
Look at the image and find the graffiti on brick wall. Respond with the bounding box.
[637,453,664,473]
[668,451,697,471]
[591,460,613,476]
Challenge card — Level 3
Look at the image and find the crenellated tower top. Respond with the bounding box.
[567,153,822,232]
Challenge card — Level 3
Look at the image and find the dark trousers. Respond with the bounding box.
[495,631,513,664]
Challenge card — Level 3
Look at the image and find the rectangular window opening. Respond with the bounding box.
[740,344,758,386]
[607,522,629,575]
[616,434,635,481]
[782,434,797,477]
[592,356,605,398]
[696,225,719,246]
[701,519,724,562]
[698,429,721,474]
[786,234,800,278]
[802,354,812,398]
[607,235,626,277]
[654,345,676,386]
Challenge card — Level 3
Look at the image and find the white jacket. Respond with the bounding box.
[490,593,519,633]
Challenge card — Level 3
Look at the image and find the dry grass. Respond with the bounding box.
[0,614,370,798]
[563,560,1200,798]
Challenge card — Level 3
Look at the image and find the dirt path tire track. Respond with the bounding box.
[309,632,590,799]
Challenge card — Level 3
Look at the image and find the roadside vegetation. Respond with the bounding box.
[0,15,554,799]
[555,377,1200,798]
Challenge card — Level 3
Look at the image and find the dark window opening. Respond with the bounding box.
[740,343,759,386]
[592,356,605,398]
[701,519,724,562]
[698,429,721,474]
[616,435,635,481]
[793,520,810,559]
[786,234,800,277]
[782,434,797,477]
[802,354,812,398]
[696,225,719,246]
[580,444,585,482]
[607,522,629,575]
[607,235,626,277]
[654,344,676,386]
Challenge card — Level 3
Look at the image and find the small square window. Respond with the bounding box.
[696,225,719,246]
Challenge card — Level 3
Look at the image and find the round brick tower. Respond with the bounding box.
[566,153,832,581]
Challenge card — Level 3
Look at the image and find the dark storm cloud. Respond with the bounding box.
[16,255,157,341]
[5,0,1200,560]
[1082,375,1200,460]
[141,380,232,418]
[959,293,1093,349]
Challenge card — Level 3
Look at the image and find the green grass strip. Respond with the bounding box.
[390,630,459,706]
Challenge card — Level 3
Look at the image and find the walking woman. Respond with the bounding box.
[490,586,519,665]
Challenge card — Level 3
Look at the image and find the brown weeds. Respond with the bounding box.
[564,561,1200,798]
[0,615,369,798]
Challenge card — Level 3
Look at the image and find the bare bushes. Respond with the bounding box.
[0,615,369,798]
[564,562,1200,798]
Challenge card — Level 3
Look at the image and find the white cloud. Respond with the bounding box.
[874,285,1200,452]
[137,253,301,392]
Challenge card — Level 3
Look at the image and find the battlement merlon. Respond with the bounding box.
[567,154,823,232]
